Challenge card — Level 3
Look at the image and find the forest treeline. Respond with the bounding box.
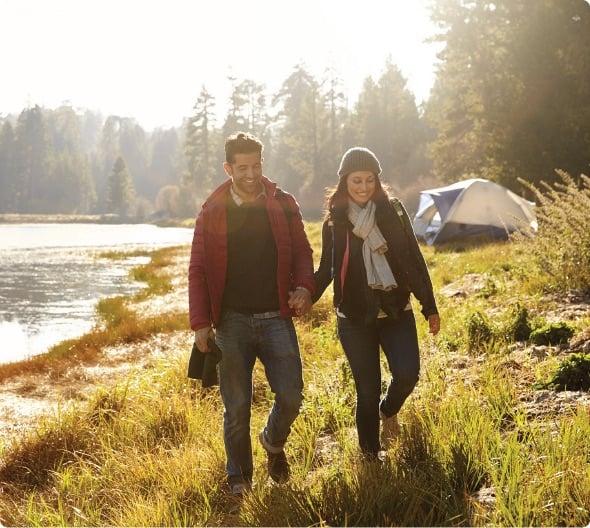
[1,0,589,219]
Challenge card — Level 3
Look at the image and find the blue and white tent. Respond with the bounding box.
[413,178,537,245]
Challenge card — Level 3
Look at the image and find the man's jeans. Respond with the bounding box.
[215,310,303,483]
[337,310,420,455]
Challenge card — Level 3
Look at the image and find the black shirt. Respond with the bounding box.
[222,197,279,314]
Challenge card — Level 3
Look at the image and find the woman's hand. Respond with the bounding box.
[428,314,440,336]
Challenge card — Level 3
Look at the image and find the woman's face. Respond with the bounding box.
[346,170,376,206]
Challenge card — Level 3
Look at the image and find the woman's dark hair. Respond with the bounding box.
[325,172,391,222]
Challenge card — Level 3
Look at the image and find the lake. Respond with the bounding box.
[0,223,193,364]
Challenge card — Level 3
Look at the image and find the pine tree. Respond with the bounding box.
[272,64,321,204]
[317,67,348,194]
[347,60,428,189]
[222,75,247,138]
[426,0,590,188]
[14,106,51,213]
[0,121,16,212]
[183,85,217,202]
[107,156,134,217]
[97,115,121,210]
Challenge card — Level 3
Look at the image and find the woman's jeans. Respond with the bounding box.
[216,310,303,484]
[337,310,420,455]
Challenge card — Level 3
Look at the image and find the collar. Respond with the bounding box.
[230,183,267,206]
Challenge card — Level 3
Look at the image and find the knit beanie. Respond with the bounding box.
[337,147,382,178]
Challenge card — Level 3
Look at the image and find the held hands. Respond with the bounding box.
[288,287,312,316]
[194,326,214,353]
[428,314,441,336]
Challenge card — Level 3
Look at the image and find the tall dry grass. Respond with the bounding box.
[1,222,589,526]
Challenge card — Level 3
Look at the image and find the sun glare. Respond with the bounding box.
[0,0,439,129]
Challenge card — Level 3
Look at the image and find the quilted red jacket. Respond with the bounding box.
[188,177,315,331]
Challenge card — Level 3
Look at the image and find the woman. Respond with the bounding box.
[312,147,440,458]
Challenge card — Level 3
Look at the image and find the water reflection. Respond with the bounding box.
[0,223,192,364]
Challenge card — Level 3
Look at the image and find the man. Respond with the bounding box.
[188,132,314,495]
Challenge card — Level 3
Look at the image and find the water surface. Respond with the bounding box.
[0,223,192,364]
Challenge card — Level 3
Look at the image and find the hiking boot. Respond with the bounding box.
[259,430,290,483]
[226,478,251,514]
[228,476,252,497]
[230,481,250,496]
[380,411,400,449]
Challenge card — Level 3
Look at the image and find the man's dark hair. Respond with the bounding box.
[225,132,263,163]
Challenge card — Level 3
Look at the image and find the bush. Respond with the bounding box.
[529,322,574,346]
[517,171,590,290]
[505,304,532,342]
[538,353,590,391]
[467,311,494,352]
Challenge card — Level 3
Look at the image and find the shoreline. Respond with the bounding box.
[0,244,191,445]
[0,213,194,228]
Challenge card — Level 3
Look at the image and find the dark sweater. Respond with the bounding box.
[222,197,279,313]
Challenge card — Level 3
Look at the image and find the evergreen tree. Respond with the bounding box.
[426,0,590,188]
[272,65,321,204]
[13,106,51,213]
[316,67,348,195]
[0,122,16,212]
[146,128,180,200]
[183,85,218,210]
[97,115,121,210]
[107,156,134,217]
[46,105,96,213]
[222,75,247,138]
[118,118,148,197]
[347,60,428,189]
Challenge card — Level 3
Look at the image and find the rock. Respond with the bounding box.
[521,389,590,419]
[440,273,488,298]
[530,345,549,359]
[473,486,496,506]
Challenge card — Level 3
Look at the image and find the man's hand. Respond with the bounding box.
[428,314,441,336]
[194,326,214,353]
[288,287,312,316]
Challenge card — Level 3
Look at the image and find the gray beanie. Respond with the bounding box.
[337,147,382,178]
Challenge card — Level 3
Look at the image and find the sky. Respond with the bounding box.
[0,0,442,131]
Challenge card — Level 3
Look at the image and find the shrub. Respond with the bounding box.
[505,304,532,342]
[517,171,590,290]
[529,322,574,346]
[467,311,494,352]
[538,353,590,391]
[479,277,498,299]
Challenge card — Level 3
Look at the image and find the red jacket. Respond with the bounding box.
[188,177,315,331]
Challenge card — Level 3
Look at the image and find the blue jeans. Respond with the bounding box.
[215,310,303,483]
[337,310,420,455]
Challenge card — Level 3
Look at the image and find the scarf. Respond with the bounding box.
[348,200,397,291]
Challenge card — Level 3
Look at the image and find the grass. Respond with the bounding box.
[1,226,589,526]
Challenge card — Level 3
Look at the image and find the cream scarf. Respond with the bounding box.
[348,200,397,291]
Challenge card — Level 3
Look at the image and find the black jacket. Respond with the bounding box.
[313,198,438,321]
[187,339,221,388]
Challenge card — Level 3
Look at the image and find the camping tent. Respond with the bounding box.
[413,178,537,245]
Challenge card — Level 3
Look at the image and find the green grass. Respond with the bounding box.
[1,227,589,526]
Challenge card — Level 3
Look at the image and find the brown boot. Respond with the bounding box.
[380,412,400,449]
[259,430,290,483]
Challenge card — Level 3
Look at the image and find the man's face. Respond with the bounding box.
[224,152,263,199]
